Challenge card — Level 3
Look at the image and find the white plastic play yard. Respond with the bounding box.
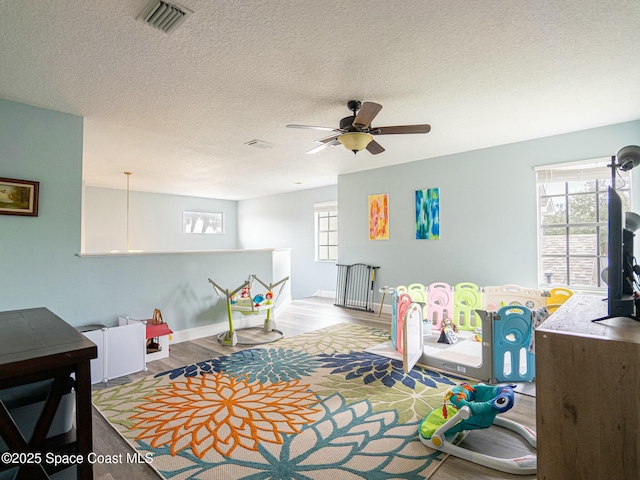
[208,274,289,346]
[365,282,571,476]
[367,282,572,382]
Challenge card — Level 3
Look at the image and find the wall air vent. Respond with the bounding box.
[138,0,193,34]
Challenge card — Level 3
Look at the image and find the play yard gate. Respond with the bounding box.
[335,263,379,312]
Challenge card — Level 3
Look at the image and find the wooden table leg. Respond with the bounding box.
[75,362,93,480]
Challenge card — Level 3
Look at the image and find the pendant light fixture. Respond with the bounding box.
[124,171,132,252]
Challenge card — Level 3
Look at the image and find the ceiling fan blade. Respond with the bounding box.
[372,124,431,135]
[287,124,339,132]
[315,134,340,144]
[353,102,382,128]
[307,139,341,154]
[366,139,385,155]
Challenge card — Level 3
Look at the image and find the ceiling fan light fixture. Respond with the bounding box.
[288,100,430,156]
[339,132,373,153]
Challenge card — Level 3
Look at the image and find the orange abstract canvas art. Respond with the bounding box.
[368,193,389,240]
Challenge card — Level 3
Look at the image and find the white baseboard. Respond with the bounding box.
[170,297,292,344]
[375,302,393,316]
[361,301,392,317]
[315,294,392,317]
[313,289,335,298]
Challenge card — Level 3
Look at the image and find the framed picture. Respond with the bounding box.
[415,188,440,239]
[0,178,39,217]
[368,193,389,240]
[183,211,224,234]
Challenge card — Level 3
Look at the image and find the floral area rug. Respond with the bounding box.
[93,323,464,479]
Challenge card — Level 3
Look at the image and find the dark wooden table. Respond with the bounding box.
[0,307,97,479]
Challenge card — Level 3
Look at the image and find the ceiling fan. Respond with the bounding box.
[286,100,431,155]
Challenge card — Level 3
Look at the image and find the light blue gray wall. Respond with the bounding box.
[338,120,640,299]
[3,96,638,323]
[238,185,338,299]
[0,98,280,330]
[84,187,238,252]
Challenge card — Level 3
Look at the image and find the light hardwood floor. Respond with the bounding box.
[92,296,536,480]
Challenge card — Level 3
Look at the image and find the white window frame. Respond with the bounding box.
[314,201,338,262]
[535,157,631,291]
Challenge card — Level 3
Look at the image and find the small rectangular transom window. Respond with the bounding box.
[183,211,224,234]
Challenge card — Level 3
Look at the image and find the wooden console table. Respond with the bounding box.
[0,308,97,479]
[535,294,640,479]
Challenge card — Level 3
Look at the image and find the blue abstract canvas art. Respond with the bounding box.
[415,188,440,239]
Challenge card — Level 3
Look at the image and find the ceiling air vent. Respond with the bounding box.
[138,0,193,34]
[244,139,274,149]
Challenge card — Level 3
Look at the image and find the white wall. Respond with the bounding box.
[338,120,640,300]
[83,187,238,252]
[238,185,338,299]
[84,184,337,301]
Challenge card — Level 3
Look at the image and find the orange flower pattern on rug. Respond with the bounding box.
[130,371,321,458]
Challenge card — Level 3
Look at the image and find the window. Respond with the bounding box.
[314,201,338,261]
[183,211,224,234]
[536,158,631,290]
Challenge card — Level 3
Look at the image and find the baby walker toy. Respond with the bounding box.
[208,274,289,346]
[419,383,537,475]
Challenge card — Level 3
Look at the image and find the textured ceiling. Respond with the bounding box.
[1,0,639,200]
